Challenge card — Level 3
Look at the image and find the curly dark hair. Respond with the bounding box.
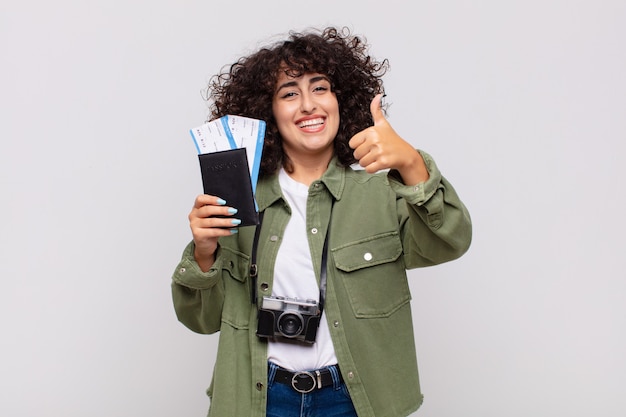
[205,26,389,175]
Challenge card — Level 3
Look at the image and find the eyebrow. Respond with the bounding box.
[275,75,330,93]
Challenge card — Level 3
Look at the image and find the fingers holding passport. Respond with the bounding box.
[189,194,241,267]
[191,194,241,232]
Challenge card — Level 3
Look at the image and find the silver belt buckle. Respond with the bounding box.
[291,371,316,393]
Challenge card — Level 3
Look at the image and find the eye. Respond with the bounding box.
[279,91,298,99]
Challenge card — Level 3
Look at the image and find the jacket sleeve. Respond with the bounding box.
[388,150,472,268]
[171,241,225,334]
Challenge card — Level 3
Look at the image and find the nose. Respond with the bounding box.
[300,91,317,113]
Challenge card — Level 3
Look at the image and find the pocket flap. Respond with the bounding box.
[220,247,249,283]
[332,232,402,272]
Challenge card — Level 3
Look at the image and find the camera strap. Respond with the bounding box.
[250,211,264,304]
[250,201,333,318]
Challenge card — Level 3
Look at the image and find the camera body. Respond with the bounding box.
[257,296,321,344]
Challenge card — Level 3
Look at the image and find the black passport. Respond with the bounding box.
[198,148,259,226]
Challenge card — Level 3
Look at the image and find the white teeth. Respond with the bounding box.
[298,118,324,128]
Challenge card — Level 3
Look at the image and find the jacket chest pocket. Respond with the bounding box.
[331,232,411,318]
[220,248,253,329]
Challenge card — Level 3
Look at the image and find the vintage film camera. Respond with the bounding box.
[257,296,321,344]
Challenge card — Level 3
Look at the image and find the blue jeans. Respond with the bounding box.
[266,362,358,417]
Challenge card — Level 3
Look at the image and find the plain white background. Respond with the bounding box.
[1,1,625,416]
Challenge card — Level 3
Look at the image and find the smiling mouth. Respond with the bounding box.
[297,118,325,128]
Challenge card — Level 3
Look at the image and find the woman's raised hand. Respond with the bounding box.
[349,94,429,185]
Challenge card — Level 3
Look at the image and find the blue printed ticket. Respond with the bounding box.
[190,115,266,193]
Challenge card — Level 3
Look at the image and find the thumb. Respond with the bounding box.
[370,93,386,126]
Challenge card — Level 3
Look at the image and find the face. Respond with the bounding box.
[272,71,340,161]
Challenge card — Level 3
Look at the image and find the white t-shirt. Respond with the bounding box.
[266,168,338,371]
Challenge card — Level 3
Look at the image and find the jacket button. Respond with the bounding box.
[260,282,269,291]
[311,228,318,234]
[363,252,373,261]
[348,371,354,380]
[178,267,186,274]
[333,320,340,327]
[256,382,263,391]
[270,235,279,242]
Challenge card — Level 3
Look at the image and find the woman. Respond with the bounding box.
[172,26,472,417]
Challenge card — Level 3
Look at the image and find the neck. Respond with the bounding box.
[284,153,333,186]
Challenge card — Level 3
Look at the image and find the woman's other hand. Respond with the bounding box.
[189,194,240,271]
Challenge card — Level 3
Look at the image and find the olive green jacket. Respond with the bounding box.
[171,151,472,417]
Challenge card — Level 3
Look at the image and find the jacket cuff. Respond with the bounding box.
[171,241,221,290]
[387,150,443,206]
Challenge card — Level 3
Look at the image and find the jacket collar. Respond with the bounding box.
[255,156,346,211]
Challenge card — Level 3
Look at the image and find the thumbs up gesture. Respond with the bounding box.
[348,94,429,185]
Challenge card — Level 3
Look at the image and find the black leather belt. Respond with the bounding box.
[273,366,342,394]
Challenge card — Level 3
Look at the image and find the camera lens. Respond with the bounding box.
[277,312,304,337]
